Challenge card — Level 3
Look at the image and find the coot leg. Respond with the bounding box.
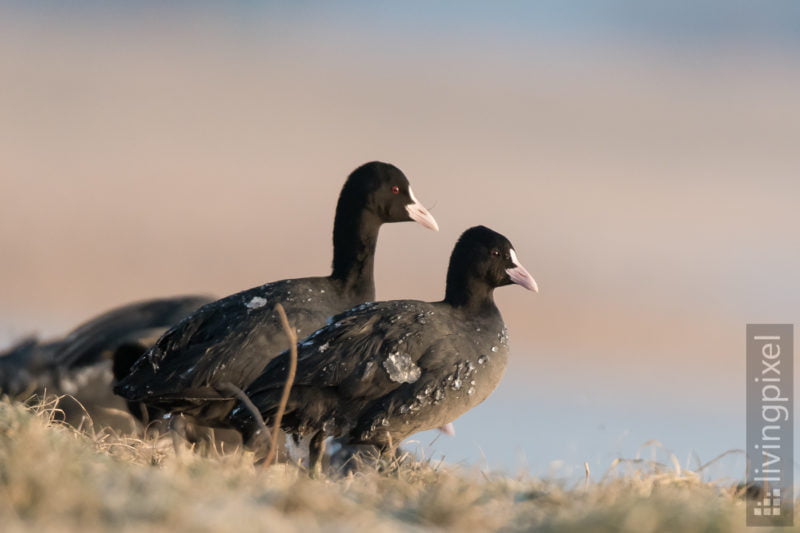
[137,402,149,426]
[308,430,327,478]
[169,414,187,456]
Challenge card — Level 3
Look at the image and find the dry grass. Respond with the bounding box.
[0,398,792,533]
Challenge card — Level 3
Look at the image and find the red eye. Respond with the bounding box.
[391,185,400,194]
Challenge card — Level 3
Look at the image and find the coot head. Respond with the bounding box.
[445,226,538,305]
[338,161,438,231]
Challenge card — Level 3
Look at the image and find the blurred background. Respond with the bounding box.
[1,1,799,481]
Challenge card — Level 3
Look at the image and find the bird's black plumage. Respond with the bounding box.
[0,296,212,398]
[0,296,211,428]
[114,161,438,428]
[228,226,537,464]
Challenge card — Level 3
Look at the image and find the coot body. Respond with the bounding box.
[229,226,537,466]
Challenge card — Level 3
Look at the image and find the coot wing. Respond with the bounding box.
[119,283,298,400]
[248,301,443,400]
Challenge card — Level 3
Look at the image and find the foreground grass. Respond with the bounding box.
[0,399,788,532]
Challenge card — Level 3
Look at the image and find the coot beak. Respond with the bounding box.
[506,249,538,292]
[405,188,439,231]
[438,422,456,436]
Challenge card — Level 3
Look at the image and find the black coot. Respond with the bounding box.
[115,162,438,429]
[228,226,537,471]
[0,295,211,398]
[0,296,211,427]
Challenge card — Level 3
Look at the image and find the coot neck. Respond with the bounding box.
[330,210,381,301]
[443,274,499,317]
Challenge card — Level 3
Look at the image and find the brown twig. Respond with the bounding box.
[262,303,298,469]
[217,381,272,450]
